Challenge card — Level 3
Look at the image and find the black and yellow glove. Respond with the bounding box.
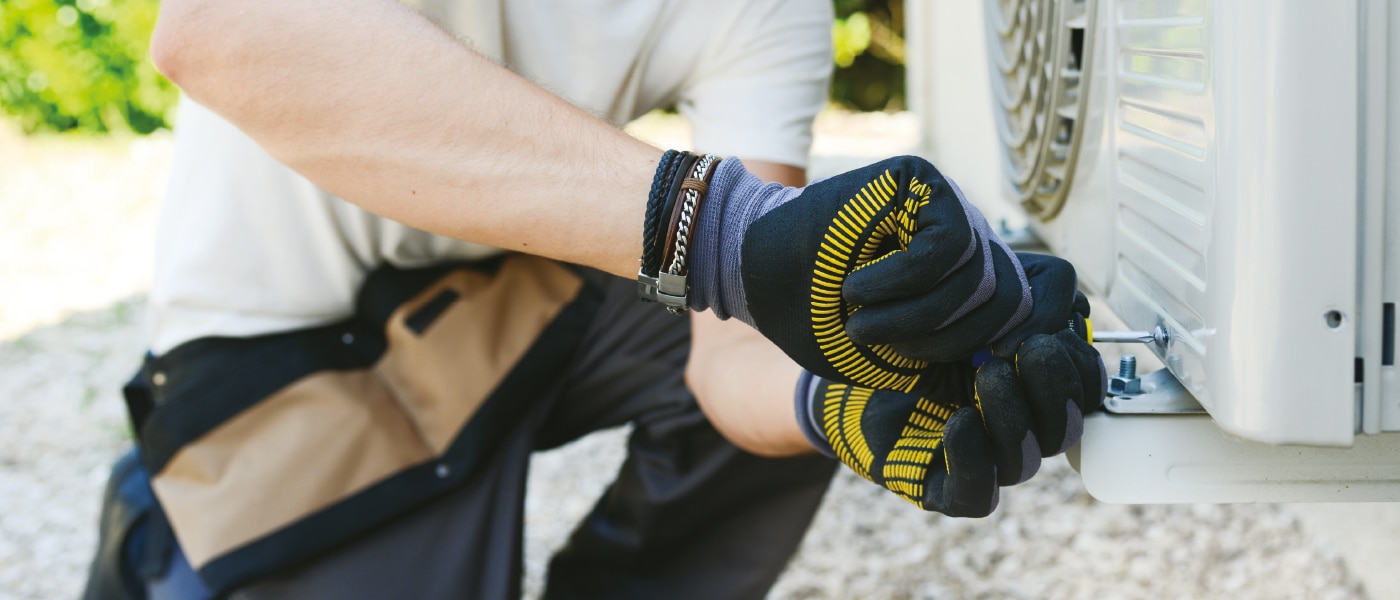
[799,367,1000,517]
[689,156,1034,392]
[976,318,1107,480]
[688,155,1091,396]
[795,298,1106,516]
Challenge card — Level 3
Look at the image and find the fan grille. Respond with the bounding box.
[985,0,1095,220]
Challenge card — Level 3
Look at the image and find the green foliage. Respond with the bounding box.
[831,0,905,112]
[0,0,176,134]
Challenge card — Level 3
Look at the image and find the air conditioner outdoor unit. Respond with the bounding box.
[909,0,1400,502]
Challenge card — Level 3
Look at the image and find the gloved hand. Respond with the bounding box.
[988,253,1094,357]
[689,156,1032,392]
[800,368,999,517]
[795,296,1106,517]
[974,290,1106,483]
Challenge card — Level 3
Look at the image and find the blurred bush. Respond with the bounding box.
[0,0,175,134]
[831,0,905,112]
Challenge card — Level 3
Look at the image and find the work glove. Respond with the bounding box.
[795,290,1106,517]
[690,156,1040,392]
[975,287,1105,481]
[800,368,997,516]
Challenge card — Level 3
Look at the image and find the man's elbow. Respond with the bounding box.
[148,0,234,92]
[148,3,193,84]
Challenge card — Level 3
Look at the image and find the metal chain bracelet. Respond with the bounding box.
[666,153,717,279]
[636,153,719,315]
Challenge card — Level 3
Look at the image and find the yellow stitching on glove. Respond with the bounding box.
[809,170,931,392]
[825,382,959,510]
[823,384,876,481]
[882,398,952,508]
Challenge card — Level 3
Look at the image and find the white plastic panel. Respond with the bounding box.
[1178,1,1356,446]
[1072,413,1400,503]
[1382,0,1400,431]
[1360,0,1389,434]
[1096,0,1360,446]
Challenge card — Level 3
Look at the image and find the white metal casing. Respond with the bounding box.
[1108,0,1360,446]
[909,0,1400,501]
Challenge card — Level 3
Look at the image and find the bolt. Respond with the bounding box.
[1109,354,1141,396]
[1118,355,1137,379]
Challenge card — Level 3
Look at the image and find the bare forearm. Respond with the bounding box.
[151,0,657,277]
[687,313,812,457]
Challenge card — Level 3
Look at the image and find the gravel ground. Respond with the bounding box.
[0,115,1370,599]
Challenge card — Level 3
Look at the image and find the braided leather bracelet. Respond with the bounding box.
[649,153,720,314]
[638,149,693,306]
[641,151,691,279]
[640,149,679,276]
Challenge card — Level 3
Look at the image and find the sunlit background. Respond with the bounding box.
[0,1,1385,599]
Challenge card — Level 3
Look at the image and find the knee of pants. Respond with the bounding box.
[83,447,213,600]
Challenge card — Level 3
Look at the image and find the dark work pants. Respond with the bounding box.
[229,268,838,600]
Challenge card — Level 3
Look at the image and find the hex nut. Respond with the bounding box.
[1109,375,1141,396]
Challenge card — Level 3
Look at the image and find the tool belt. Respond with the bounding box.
[123,255,601,594]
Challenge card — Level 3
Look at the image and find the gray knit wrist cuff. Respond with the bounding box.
[795,370,837,459]
[688,158,797,325]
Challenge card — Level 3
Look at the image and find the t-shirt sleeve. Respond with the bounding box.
[677,0,834,169]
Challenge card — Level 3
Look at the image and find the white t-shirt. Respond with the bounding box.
[147,0,832,354]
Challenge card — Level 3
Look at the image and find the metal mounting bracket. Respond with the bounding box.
[1102,368,1205,414]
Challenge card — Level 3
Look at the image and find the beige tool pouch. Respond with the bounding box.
[131,255,598,594]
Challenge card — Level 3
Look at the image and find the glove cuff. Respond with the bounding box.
[794,370,837,459]
[687,158,800,325]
